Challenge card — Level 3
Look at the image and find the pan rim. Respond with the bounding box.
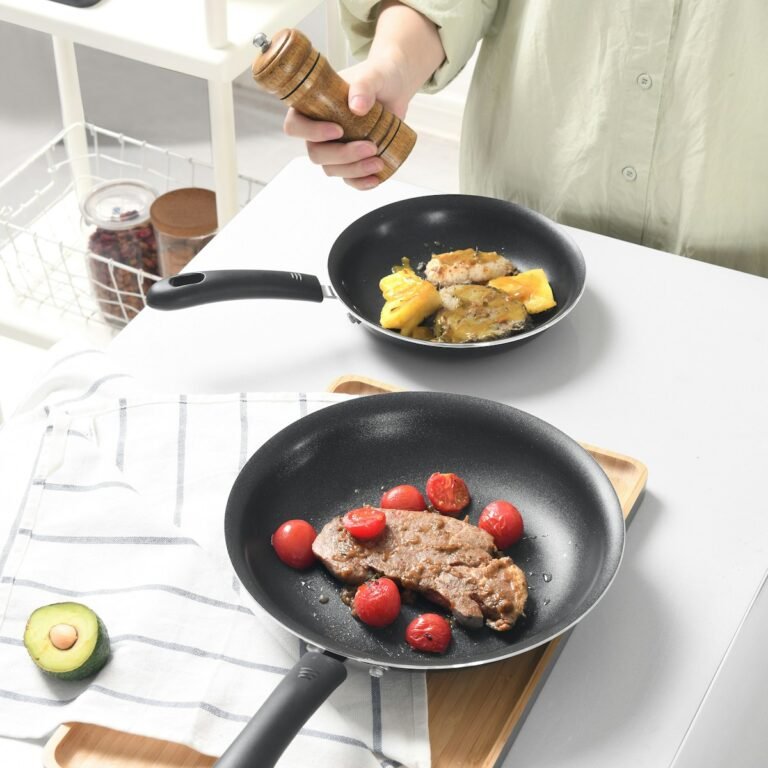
[328,194,587,349]
[259,551,625,671]
[225,391,625,671]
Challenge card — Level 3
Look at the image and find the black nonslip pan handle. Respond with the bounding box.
[146,270,325,311]
[213,650,347,768]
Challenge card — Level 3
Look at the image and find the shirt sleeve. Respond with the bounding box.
[339,0,498,92]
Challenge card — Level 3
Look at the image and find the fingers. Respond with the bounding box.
[305,138,377,167]
[307,141,384,189]
[281,68,385,191]
[348,78,378,116]
[345,176,381,191]
[298,126,384,187]
[345,62,383,115]
[283,109,343,142]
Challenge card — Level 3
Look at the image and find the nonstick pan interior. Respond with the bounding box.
[328,195,586,347]
[225,392,624,671]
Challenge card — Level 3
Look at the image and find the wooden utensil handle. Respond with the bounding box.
[252,28,416,182]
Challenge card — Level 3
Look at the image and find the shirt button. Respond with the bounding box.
[622,166,638,181]
[637,73,653,89]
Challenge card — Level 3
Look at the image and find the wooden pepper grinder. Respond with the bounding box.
[252,29,417,182]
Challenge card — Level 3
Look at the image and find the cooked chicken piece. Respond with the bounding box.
[435,285,528,343]
[425,248,516,287]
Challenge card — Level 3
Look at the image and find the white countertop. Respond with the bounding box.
[4,157,767,766]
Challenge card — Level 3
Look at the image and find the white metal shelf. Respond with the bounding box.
[0,122,262,342]
[0,0,326,81]
[0,0,340,226]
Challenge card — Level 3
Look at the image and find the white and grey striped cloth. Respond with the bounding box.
[0,341,429,767]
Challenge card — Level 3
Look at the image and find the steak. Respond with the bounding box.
[312,508,528,631]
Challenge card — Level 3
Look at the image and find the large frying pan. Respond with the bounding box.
[146,195,585,352]
[215,391,624,766]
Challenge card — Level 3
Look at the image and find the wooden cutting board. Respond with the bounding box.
[44,375,648,768]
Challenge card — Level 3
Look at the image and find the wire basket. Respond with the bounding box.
[0,123,262,329]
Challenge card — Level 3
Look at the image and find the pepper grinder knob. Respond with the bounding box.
[252,33,270,53]
[251,28,417,182]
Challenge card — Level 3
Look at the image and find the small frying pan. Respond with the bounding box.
[215,392,624,766]
[146,195,585,352]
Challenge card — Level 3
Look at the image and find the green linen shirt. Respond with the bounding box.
[340,1,768,277]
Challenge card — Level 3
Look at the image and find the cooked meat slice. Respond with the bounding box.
[425,248,515,287]
[435,285,528,343]
[312,508,528,631]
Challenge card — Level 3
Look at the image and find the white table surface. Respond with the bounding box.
[3,157,767,767]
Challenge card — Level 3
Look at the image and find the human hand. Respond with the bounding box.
[283,56,416,191]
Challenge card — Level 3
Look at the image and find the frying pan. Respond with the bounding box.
[215,391,624,766]
[146,195,586,352]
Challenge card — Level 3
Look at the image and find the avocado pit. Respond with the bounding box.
[49,623,78,650]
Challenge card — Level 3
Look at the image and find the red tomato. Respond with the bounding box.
[380,484,427,511]
[353,578,402,627]
[271,519,317,569]
[405,613,452,654]
[343,506,387,541]
[478,500,524,549]
[425,472,471,515]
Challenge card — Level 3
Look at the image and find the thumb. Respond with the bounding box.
[347,74,380,116]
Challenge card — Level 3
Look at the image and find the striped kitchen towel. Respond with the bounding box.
[0,341,429,768]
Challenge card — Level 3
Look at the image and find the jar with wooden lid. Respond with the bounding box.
[150,188,218,277]
[81,179,159,324]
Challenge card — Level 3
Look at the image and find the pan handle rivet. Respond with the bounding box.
[368,665,388,678]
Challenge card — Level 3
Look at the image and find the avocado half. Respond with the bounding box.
[23,602,110,680]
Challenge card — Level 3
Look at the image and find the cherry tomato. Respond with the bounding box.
[343,506,387,541]
[425,472,471,515]
[353,577,402,627]
[380,484,427,511]
[405,613,452,654]
[271,519,317,569]
[478,500,524,549]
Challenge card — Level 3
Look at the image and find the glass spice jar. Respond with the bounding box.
[149,188,218,277]
[81,179,159,324]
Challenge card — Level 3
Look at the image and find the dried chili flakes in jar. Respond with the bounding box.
[81,180,159,325]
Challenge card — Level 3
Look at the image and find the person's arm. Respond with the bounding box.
[283,1,445,190]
